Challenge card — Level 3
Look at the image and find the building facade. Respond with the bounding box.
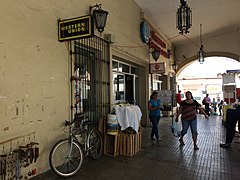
[0,0,174,176]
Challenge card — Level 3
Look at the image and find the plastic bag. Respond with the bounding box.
[173,121,180,137]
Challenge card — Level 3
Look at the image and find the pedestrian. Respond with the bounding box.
[220,101,240,148]
[218,100,224,116]
[203,94,211,116]
[212,98,217,115]
[148,91,164,142]
[175,91,208,150]
[217,98,220,106]
[176,90,182,106]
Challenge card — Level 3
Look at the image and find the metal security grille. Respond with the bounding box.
[70,36,110,127]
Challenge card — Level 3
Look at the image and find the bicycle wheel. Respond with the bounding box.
[49,139,84,177]
[88,129,103,159]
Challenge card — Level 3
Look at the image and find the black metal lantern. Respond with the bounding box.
[90,4,108,33]
[198,24,205,64]
[176,0,192,35]
[151,49,160,61]
[198,45,205,64]
[172,63,178,72]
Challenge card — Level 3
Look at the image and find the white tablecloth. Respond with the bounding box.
[114,105,142,133]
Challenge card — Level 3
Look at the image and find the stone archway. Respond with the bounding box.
[176,52,239,76]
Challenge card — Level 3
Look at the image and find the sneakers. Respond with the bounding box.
[151,137,156,141]
[194,146,199,150]
[179,139,185,146]
[220,143,231,148]
[151,137,162,142]
[178,139,200,150]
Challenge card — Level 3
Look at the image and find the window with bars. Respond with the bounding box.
[69,36,110,127]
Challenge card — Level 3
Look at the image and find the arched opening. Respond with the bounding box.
[176,56,240,106]
[176,52,239,76]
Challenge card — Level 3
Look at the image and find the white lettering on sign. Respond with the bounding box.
[150,63,166,74]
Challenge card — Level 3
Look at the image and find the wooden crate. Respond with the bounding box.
[118,129,142,157]
[104,134,118,157]
[104,129,142,157]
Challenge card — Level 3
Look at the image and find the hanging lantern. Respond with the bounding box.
[198,24,205,64]
[90,4,108,33]
[176,0,192,35]
[198,45,205,64]
[151,49,161,61]
[172,63,178,72]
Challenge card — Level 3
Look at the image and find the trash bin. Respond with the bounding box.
[107,114,119,135]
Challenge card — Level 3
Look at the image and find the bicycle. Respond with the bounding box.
[49,112,103,177]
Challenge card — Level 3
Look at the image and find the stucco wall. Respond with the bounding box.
[0,0,173,175]
[0,0,72,175]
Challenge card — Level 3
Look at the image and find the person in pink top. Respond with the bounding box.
[203,94,211,116]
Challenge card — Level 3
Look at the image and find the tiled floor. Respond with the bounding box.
[32,114,240,180]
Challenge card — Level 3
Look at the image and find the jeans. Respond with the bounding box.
[225,108,240,144]
[181,119,198,136]
[219,107,222,116]
[205,103,210,116]
[149,115,160,139]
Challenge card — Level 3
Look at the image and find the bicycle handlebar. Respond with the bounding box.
[64,112,87,126]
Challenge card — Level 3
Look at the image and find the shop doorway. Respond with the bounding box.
[112,60,139,104]
[125,74,134,104]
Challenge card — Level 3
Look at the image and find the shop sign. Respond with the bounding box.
[140,21,171,59]
[149,39,170,59]
[150,31,166,48]
[223,85,235,91]
[58,15,94,41]
[140,21,150,43]
[206,85,222,94]
[150,62,166,74]
[226,69,240,73]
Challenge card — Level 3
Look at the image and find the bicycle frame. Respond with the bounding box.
[66,126,76,158]
[68,117,91,155]
[49,112,102,177]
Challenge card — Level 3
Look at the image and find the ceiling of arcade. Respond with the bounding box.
[135,0,240,68]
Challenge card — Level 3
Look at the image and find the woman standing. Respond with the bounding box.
[176,91,208,150]
[218,100,224,116]
[148,91,163,142]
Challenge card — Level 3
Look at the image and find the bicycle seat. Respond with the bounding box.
[75,112,86,119]
[83,120,93,126]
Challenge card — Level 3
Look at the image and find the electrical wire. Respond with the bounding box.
[111,34,180,49]
[183,34,200,48]
[111,44,147,48]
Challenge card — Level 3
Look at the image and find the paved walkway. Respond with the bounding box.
[32,114,240,180]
